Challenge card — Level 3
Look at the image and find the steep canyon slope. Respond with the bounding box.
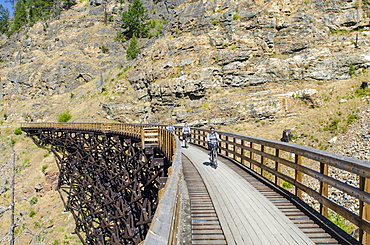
[0,0,370,127]
[0,0,370,243]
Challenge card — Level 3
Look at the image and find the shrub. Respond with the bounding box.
[57,110,72,122]
[282,181,294,189]
[14,127,22,135]
[349,65,356,77]
[324,118,341,133]
[213,20,220,25]
[233,14,239,20]
[347,113,360,125]
[101,45,109,53]
[42,165,48,173]
[30,197,38,205]
[328,211,357,235]
[147,18,168,38]
[29,210,36,218]
[355,87,370,97]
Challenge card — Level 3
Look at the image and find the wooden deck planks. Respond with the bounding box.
[182,154,227,245]
[182,145,316,245]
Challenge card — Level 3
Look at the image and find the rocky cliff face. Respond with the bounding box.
[0,0,370,125]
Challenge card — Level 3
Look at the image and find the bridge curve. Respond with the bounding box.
[21,123,370,244]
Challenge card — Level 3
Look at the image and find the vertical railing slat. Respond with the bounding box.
[295,155,302,199]
[320,162,329,218]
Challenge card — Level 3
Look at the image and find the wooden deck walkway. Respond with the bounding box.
[182,144,316,245]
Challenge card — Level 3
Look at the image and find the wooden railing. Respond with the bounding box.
[179,126,370,244]
[21,122,370,244]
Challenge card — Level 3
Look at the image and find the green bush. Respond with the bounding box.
[328,210,357,235]
[282,181,294,189]
[324,118,341,133]
[101,45,109,53]
[347,113,360,125]
[213,20,220,25]
[41,165,48,173]
[147,18,168,38]
[30,197,38,205]
[57,110,72,122]
[349,65,356,77]
[14,127,22,135]
[29,210,36,218]
[355,87,370,97]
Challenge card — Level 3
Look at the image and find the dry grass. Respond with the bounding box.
[219,72,370,150]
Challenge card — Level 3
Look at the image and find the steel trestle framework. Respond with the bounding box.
[22,127,169,244]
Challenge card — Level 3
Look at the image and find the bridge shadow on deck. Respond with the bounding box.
[182,144,346,245]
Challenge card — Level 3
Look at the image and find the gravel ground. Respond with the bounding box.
[311,96,370,215]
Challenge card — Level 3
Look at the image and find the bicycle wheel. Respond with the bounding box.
[213,149,218,167]
[210,150,214,164]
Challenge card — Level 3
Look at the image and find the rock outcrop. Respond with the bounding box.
[0,0,370,125]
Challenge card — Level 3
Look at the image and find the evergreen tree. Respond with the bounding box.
[0,4,9,34]
[121,0,149,38]
[28,0,54,24]
[126,35,141,60]
[8,0,27,35]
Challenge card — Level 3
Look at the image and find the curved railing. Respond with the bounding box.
[21,122,370,243]
[176,126,370,244]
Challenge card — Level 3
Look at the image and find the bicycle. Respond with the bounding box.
[208,142,218,167]
[183,133,189,148]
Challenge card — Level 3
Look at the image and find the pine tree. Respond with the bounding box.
[0,4,9,34]
[28,0,54,24]
[8,0,27,36]
[126,35,141,60]
[121,0,149,38]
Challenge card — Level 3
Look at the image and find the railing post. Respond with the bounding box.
[261,145,266,177]
[295,155,302,199]
[275,149,281,187]
[319,162,328,218]
[232,137,236,161]
[241,139,245,166]
[359,177,370,244]
[201,130,206,148]
[225,136,229,157]
[250,142,254,171]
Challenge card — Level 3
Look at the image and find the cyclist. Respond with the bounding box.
[182,123,190,148]
[207,127,222,159]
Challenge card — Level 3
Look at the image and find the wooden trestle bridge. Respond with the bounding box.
[21,122,370,245]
